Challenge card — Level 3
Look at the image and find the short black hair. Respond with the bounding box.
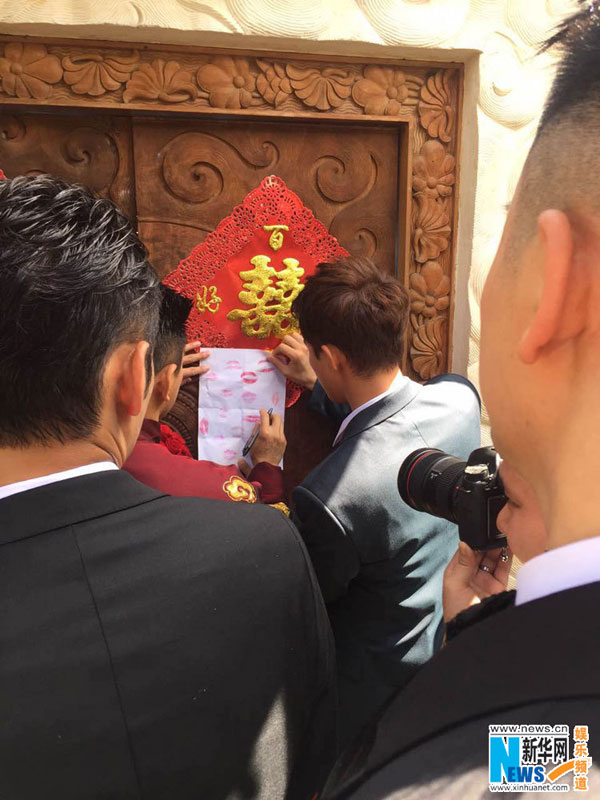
[293,256,408,376]
[154,286,192,373]
[0,175,160,447]
[508,1,600,254]
[541,1,600,131]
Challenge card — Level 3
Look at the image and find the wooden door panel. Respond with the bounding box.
[0,110,402,500]
[137,116,402,495]
[0,112,136,219]
[133,118,399,277]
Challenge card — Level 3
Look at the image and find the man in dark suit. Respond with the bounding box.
[327,4,600,796]
[270,257,481,747]
[0,175,336,800]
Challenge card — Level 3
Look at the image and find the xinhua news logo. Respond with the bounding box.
[489,725,592,792]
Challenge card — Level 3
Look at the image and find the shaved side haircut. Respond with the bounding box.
[507,0,600,255]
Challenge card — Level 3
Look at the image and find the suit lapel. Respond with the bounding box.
[335,379,422,447]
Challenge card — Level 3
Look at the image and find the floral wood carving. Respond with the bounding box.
[286,64,353,111]
[412,194,451,264]
[353,66,423,116]
[0,43,62,99]
[62,52,139,96]
[197,56,256,109]
[412,140,455,199]
[418,70,455,143]
[256,60,291,107]
[409,261,450,318]
[123,59,197,104]
[410,316,446,380]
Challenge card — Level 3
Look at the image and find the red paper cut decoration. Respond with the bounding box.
[164,175,348,353]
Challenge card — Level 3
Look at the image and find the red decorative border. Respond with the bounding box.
[164,174,347,347]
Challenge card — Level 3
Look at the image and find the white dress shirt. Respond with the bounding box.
[0,462,118,502]
[333,371,409,447]
[515,534,600,606]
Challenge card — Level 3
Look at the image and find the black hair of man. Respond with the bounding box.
[153,285,193,374]
[292,255,409,376]
[507,0,600,255]
[541,0,600,130]
[0,175,160,448]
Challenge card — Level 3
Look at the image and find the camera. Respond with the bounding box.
[398,446,508,551]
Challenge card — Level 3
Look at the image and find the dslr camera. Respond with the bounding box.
[398,446,508,551]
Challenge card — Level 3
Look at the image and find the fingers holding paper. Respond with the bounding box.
[249,408,287,467]
[182,341,211,383]
[267,333,317,390]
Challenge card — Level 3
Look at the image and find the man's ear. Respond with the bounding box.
[518,209,574,365]
[116,341,151,418]
[320,344,345,373]
[154,363,178,403]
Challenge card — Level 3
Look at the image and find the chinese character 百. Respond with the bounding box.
[263,224,289,251]
[227,254,304,340]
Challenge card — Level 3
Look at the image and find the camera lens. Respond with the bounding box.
[398,448,466,524]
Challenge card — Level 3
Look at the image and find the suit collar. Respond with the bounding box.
[0,469,166,545]
[335,378,422,447]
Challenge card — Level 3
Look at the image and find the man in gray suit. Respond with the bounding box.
[270,256,481,745]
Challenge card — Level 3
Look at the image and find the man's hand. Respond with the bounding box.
[267,333,317,390]
[248,409,286,466]
[442,541,512,623]
[182,341,210,384]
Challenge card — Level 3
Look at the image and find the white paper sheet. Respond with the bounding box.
[198,348,286,466]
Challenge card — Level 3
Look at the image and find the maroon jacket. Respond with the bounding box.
[123,420,284,504]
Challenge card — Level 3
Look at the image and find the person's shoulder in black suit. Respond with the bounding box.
[1,469,337,800]
[326,581,600,799]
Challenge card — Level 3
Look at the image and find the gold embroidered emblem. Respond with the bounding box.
[263,224,289,251]
[196,285,222,314]
[226,254,304,340]
[223,476,258,503]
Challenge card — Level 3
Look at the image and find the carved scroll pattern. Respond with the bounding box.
[135,119,398,279]
[0,40,461,381]
[0,112,135,219]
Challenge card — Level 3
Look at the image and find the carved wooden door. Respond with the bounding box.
[132,117,403,496]
[0,110,404,499]
[0,112,135,218]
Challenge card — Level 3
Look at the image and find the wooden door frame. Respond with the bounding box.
[0,34,463,380]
